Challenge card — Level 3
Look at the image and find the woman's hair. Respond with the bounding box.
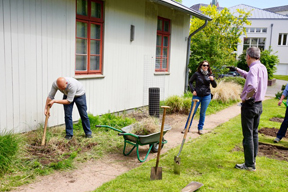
[197,60,212,74]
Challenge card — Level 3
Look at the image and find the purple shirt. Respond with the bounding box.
[237,60,268,102]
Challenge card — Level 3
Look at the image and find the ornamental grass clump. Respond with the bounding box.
[211,81,242,103]
[132,116,160,135]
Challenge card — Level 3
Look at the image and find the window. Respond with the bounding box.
[155,17,170,72]
[246,27,267,33]
[278,33,288,46]
[243,38,266,51]
[76,0,104,75]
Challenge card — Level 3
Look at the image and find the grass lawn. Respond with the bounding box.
[95,98,288,192]
[274,75,288,81]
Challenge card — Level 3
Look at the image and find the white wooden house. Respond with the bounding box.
[0,0,211,133]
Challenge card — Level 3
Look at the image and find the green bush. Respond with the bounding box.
[0,132,20,175]
[275,84,287,99]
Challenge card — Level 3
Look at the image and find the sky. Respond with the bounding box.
[181,0,288,9]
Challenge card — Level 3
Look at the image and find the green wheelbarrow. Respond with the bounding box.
[96,124,171,162]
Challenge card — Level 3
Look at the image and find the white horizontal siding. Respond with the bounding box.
[0,0,190,133]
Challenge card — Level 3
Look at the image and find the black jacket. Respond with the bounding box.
[189,71,217,97]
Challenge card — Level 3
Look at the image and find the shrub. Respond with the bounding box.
[211,81,242,103]
[0,132,20,175]
[275,84,287,99]
[260,47,279,80]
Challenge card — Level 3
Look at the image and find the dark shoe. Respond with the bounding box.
[274,137,280,143]
[65,135,73,140]
[235,163,256,171]
[85,134,93,138]
[198,130,203,135]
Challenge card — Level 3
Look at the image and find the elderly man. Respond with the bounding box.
[44,77,92,140]
[228,47,268,171]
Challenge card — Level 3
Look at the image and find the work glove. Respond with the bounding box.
[226,66,237,71]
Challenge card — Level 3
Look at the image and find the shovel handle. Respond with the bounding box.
[177,99,199,157]
[155,106,170,170]
[41,106,50,146]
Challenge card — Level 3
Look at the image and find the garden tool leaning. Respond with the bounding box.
[41,106,50,146]
[174,99,199,175]
[150,106,170,180]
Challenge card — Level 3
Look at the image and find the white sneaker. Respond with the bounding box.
[274,137,280,143]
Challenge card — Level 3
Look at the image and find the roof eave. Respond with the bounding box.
[153,0,212,21]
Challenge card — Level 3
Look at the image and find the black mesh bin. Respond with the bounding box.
[149,87,160,118]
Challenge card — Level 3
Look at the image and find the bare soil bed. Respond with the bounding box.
[259,127,288,137]
[269,117,284,123]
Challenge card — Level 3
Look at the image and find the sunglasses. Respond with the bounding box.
[202,64,209,67]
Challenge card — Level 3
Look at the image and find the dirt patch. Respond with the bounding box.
[269,117,284,123]
[259,127,288,137]
[258,143,288,161]
[26,139,98,166]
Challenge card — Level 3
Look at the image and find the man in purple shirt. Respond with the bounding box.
[228,47,268,171]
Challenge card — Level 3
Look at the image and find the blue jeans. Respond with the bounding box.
[184,94,211,131]
[63,94,92,136]
[241,101,262,169]
[277,106,288,139]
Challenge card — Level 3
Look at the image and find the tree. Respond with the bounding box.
[174,0,182,3]
[189,5,251,77]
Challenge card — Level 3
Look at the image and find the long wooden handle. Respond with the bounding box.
[41,106,50,146]
[155,106,170,169]
[177,99,199,157]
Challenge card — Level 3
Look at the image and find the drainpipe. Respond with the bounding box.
[184,20,209,92]
[269,23,273,47]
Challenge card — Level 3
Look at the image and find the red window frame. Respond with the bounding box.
[156,17,170,72]
[75,0,104,75]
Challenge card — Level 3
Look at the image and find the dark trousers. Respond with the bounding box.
[241,101,262,168]
[277,106,288,139]
[63,94,92,136]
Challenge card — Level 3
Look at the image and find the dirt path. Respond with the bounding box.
[11,102,244,192]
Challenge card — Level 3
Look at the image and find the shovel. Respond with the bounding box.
[150,106,170,180]
[41,106,50,146]
[174,99,199,175]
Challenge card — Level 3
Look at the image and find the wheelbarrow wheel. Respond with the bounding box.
[150,137,165,153]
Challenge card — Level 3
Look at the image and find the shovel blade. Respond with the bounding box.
[174,156,181,175]
[150,167,162,180]
[182,182,203,192]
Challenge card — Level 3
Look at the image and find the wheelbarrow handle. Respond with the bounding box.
[118,132,138,137]
[95,125,123,133]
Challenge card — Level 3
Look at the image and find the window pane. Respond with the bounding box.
[76,39,87,54]
[77,0,88,16]
[250,28,255,32]
[157,35,161,46]
[157,19,162,31]
[262,28,267,33]
[259,38,266,44]
[90,40,100,55]
[243,38,250,44]
[76,55,87,71]
[162,58,167,69]
[251,38,257,44]
[163,47,167,57]
[156,47,161,56]
[91,2,101,18]
[91,24,101,39]
[164,20,169,32]
[246,28,249,32]
[90,56,100,70]
[77,22,87,38]
[283,34,287,46]
[243,45,249,50]
[256,28,261,33]
[155,58,160,69]
[258,45,265,51]
[163,36,168,46]
[278,34,282,45]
